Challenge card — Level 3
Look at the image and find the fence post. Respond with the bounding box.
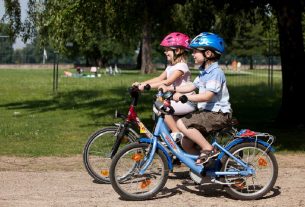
[53,51,59,93]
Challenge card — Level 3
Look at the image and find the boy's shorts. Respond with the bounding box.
[180,110,231,136]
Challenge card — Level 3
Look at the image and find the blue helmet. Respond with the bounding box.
[190,32,224,55]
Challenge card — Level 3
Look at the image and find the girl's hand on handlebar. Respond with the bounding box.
[158,84,169,92]
[132,82,141,87]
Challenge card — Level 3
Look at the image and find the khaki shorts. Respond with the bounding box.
[181,110,231,136]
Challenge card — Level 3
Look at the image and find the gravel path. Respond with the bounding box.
[0,154,304,207]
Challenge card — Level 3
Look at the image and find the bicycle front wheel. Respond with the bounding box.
[221,142,278,200]
[83,126,138,183]
[110,142,169,200]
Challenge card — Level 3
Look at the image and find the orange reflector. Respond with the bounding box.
[258,157,268,167]
[132,153,143,162]
[101,169,109,177]
[140,179,151,189]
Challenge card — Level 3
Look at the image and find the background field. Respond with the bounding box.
[0,68,304,156]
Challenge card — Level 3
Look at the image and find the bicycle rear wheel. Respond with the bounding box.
[83,126,138,183]
[110,142,169,200]
[221,142,278,200]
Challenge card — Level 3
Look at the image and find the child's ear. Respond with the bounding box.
[175,48,182,54]
[205,50,213,58]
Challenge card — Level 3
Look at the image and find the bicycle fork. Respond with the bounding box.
[110,123,128,158]
[138,136,158,175]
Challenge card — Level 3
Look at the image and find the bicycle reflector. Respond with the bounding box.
[140,179,152,189]
[132,153,143,162]
[101,169,109,177]
[258,157,268,167]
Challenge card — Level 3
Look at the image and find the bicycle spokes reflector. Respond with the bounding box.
[258,157,268,167]
[140,179,151,189]
[101,169,109,177]
[132,153,143,162]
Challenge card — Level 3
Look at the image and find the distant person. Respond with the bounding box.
[133,32,196,140]
[160,32,232,165]
[231,60,237,71]
[76,66,83,74]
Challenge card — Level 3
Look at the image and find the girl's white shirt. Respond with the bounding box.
[165,62,191,87]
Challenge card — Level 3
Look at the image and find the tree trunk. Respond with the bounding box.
[136,41,142,69]
[140,23,154,74]
[249,56,253,70]
[273,0,305,126]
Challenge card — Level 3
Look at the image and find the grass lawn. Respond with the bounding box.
[0,68,304,156]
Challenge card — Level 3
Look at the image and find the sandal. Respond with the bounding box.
[196,149,220,165]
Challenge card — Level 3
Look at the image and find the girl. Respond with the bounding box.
[133,32,196,140]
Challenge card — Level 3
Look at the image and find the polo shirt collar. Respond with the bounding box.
[199,62,219,75]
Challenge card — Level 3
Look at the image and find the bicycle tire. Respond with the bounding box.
[110,142,169,200]
[221,142,278,200]
[83,126,138,183]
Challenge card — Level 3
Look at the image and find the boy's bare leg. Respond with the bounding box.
[176,119,213,151]
[181,138,199,154]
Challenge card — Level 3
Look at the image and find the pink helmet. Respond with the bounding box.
[160,32,190,50]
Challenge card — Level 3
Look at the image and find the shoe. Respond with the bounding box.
[171,132,184,142]
[172,156,182,166]
[195,149,220,165]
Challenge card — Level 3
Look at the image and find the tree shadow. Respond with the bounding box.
[0,86,156,128]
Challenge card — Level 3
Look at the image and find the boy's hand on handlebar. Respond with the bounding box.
[173,92,183,102]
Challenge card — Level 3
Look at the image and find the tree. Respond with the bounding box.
[270,0,305,126]
[107,0,188,74]
[212,0,305,126]
[0,23,14,63]
[1,0,21,40]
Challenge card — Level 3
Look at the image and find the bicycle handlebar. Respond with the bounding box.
[154,90,175,115]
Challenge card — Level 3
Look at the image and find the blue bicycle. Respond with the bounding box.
[109,91,278,200]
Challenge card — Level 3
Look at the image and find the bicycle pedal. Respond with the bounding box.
[203,158,217,169]
[233,178,246,189]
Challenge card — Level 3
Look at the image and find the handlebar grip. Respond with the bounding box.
[144,84,151,91]
[179,95,188,103]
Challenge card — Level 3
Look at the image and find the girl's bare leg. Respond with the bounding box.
[164,115,179,132]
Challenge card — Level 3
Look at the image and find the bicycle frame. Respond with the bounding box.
[138,114,274,178]
[110,88,153,158]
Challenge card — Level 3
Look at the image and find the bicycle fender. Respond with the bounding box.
[218,137,275,160]
[139,137,173,170]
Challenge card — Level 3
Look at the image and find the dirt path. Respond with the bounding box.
[0,153,305,207]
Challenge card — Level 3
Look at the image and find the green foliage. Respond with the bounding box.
[1,0,21,40]
[0,23,14,63]
[3,0,284,67]
[172,0,216,36]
